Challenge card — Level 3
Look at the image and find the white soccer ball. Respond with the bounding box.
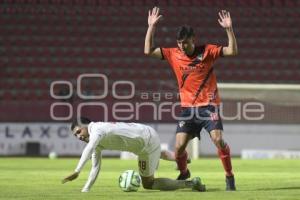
[118,170,141,192]
[48,151,57,159]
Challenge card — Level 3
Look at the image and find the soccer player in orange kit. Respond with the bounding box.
[144,7,238,191]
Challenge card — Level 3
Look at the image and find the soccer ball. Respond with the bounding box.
[118,170,141,192]
[48,151,57,159]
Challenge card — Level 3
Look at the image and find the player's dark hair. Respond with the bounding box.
[176,25,195,41]
[71,117,91,131]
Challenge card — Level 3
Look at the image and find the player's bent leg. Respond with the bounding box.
[175,132,191,154]
[175,132,192,180]
[210,130,228,153]
[210,129,236,191]
[210,130,233,176]
[210,129,225,148]
[141,175,206,191]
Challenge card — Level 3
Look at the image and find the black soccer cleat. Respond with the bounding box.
[191,177,206,192]
[225,175,236,191]
[177,169,191,180]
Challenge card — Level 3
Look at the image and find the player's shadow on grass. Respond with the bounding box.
[256,186,300,191]
[141,188,222,193]
[202,188,222,192]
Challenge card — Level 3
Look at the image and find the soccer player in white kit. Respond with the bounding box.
[62,117,205,192]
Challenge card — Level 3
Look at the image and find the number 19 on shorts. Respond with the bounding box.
[139,160,147,171]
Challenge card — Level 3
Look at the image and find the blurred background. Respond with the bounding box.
[0,0,299,158]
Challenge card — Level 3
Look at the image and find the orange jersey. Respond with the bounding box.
[161,44,222,107]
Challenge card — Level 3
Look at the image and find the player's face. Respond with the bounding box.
[177,37,195,55]
[72,126,89,143]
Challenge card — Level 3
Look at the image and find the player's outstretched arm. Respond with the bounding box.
[144,7,163,59]
[81,151,102,192]
[218,10,238,56]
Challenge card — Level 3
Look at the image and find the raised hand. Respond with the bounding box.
[218,10,232,29]
[148,7,163,27]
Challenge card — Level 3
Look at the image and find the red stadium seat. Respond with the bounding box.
[0,1,299,122]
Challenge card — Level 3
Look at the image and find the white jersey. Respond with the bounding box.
[74,122,160,192]
[90,122,152,154]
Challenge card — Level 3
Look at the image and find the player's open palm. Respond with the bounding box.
[218,10,232,28]
[148,7,163,26]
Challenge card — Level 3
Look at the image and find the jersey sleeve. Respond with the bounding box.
[74,134,101,173]
[206,44,223,60]
[161,47,172,61]
[81,148,102,192]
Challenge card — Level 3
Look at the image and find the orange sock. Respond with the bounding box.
[218,144,233,177]
[175,150,188,174]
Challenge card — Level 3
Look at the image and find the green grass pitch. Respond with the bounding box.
[1,158,300,200]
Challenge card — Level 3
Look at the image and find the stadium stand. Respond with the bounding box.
[0,0,299,122]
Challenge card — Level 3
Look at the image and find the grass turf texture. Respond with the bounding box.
[0,158,300,200]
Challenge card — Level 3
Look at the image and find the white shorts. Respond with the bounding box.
[138,126,161,177]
